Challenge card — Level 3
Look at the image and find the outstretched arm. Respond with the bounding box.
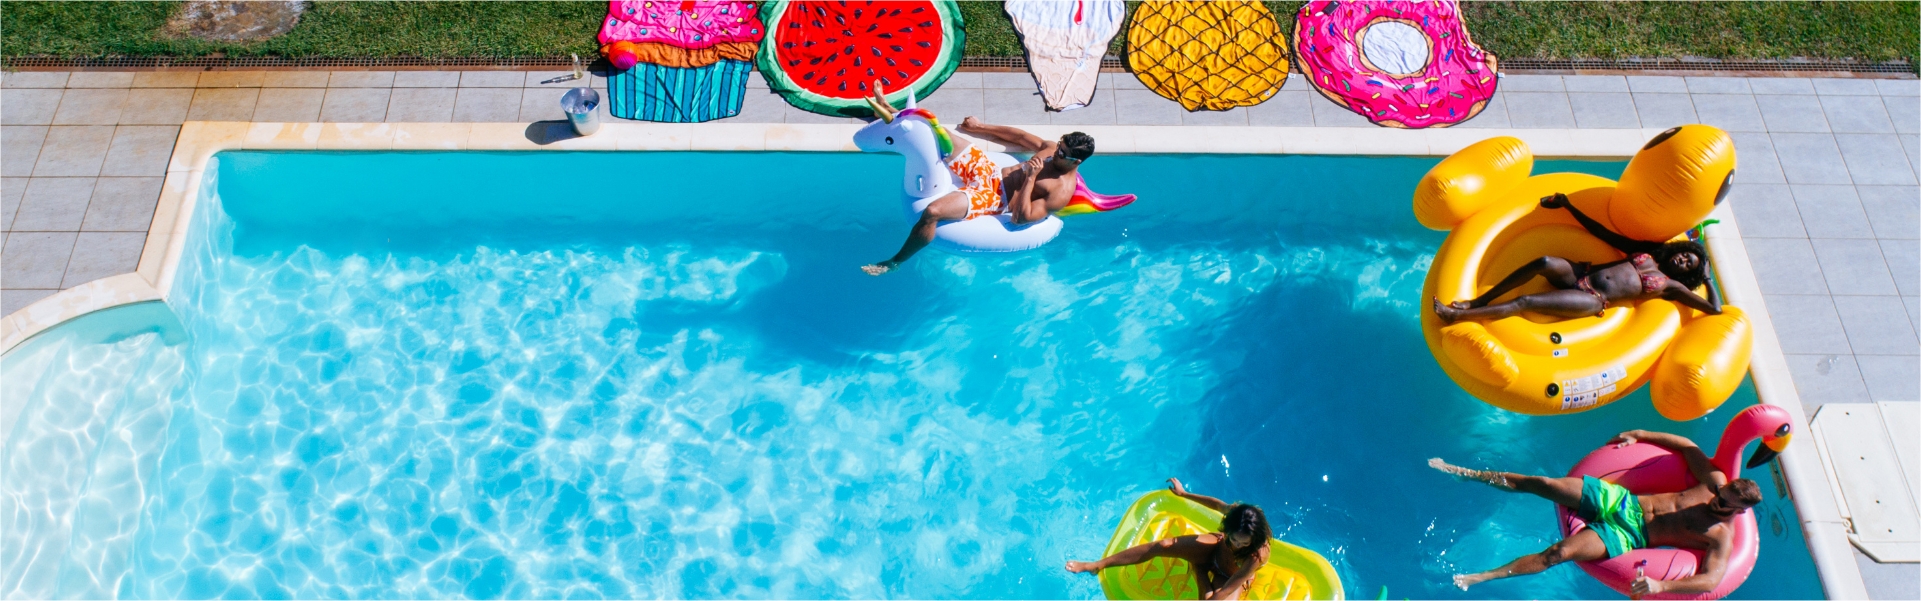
[1633,533,1731,596]
[957,117,1048,152]
[1542,194,1664,255]
[1064,534,1207,573]
[1168,478,1230,512]
[1613,430,1727,488]
[1662,282,1723,315]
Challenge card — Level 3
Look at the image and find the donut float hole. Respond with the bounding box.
[1360,19,1429,77]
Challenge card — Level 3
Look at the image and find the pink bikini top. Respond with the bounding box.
[1630,254,1669,294]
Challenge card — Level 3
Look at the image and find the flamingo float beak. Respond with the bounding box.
[1747,424,1792,469]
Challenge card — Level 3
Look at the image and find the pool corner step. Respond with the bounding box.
[1809,402,1921,563]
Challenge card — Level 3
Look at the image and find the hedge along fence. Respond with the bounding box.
[3,1,1915,66]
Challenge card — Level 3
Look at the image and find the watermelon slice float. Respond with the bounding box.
[757,0,964,117]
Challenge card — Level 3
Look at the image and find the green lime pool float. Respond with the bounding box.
[1099,491,1345,600]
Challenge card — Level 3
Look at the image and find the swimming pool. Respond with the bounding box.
[2,150,1824,599]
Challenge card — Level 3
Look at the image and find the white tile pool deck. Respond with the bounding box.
[1,68,1916,597]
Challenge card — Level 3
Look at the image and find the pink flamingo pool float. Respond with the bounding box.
[1558,404,1794,600]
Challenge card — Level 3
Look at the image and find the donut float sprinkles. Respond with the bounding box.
[1294,0,1498,128]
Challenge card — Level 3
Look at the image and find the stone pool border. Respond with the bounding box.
[0,120,1870,599]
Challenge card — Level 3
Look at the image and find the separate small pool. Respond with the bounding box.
[2,151,1823,599]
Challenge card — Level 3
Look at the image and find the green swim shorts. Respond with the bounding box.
[1577,476,1648,557]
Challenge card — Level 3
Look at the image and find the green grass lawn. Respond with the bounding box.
[3,1,1915,64]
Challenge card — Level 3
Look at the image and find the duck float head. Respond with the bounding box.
[1416,126,1754,420]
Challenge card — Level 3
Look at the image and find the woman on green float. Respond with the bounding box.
[1065,478,1272,600]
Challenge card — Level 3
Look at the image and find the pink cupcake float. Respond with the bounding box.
[596,1,767,123]
[1294,0,1498,128]
[599,0,764,69]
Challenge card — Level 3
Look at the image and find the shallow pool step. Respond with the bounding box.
[1810,402,1920,563]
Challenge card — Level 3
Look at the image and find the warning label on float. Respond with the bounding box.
[1560,365,1628,411]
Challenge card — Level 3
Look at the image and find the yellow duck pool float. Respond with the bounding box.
[1416,125,1753,420]
[1099,491,1344,600]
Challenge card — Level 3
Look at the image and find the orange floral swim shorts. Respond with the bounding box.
[947,146,1006,220]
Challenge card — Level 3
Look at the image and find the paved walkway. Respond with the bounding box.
[0,67,1916,596]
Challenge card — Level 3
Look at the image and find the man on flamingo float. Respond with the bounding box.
[859,83,1097,275]
[1430,428,1767,596]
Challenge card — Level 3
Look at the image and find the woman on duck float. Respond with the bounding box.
[1416,126,1754,420]
[1433,192,1722,323]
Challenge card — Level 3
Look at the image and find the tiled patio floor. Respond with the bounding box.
[2,72,1915,384]
[0,67,1916,596]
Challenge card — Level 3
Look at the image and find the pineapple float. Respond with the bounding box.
[1126,0,1291,111]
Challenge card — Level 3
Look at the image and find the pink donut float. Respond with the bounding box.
[1293,0,1498,128]
[1557,404,1794,600]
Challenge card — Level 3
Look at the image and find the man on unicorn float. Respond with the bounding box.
[1430,430,1765,596]
[859,82,1097,275]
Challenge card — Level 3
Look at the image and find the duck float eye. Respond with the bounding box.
[885,136,894,145]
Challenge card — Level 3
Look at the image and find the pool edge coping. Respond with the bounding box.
[0,273,161,353]
[0,121,1870,599]
[1701,208,1871,599]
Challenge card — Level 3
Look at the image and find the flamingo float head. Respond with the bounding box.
[1747,416,1793,470]
[1712,403,1795,476]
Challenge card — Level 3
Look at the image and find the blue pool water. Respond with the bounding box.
[1,151,1824,599]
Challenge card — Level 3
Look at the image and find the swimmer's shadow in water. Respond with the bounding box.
[524,120,588,145]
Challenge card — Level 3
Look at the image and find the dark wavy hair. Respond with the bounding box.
[1655,240,1709,289]
[1060,131,1096,161]
[1220,503,1271,559]
[1724,478,1763,509]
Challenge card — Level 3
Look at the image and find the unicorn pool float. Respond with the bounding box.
[852,91,1134,254]
[1560,404,1793,599]
[1417,125,1754,420]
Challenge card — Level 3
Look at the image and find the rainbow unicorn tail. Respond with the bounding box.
[1056,173,1137,217]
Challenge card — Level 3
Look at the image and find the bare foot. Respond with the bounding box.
[1433,297,1463,324]
[1065,560,1101,573]
[1428,458,1514,490]
[1453,573,1488,591]
[1448,300,1476,310]
[861,261,898,276]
